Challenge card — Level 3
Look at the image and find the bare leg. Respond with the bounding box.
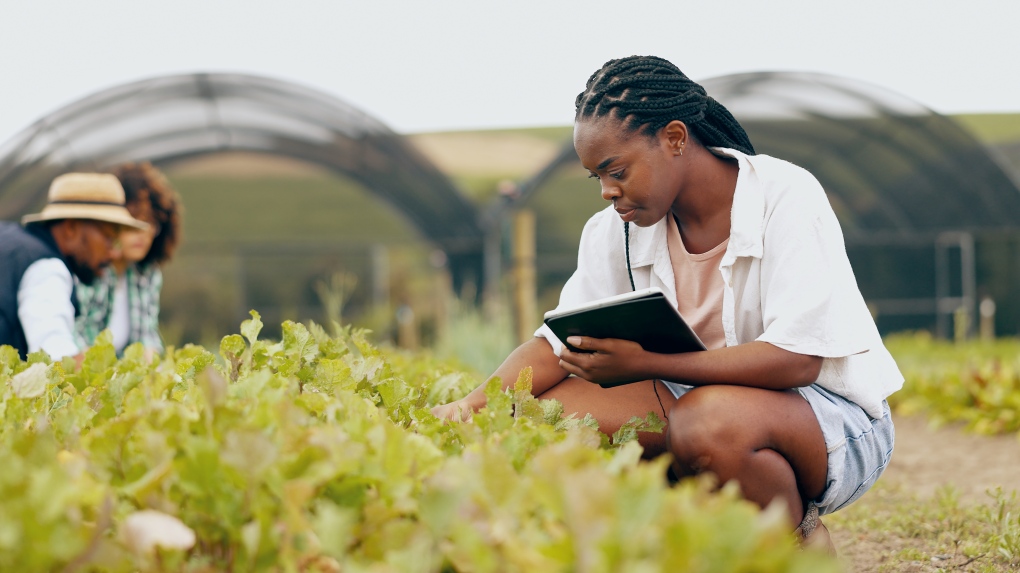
[667,385,828,527]
[537,377,676,458]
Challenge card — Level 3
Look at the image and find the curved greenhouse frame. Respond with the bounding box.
[518,71,1020,240]
[0,73,485,285]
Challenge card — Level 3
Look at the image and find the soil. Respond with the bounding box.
[830,414,1020,571]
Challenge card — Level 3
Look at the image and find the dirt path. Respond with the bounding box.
[831,414,1020,571]
[875,414,1020,502]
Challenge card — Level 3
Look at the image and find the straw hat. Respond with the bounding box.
[22,173,149,230]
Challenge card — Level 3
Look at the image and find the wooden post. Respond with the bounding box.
[396,304,418,350]
[434,262,452,347]
[512,210,537,345]
[371,244,390,311]
[482,224,503,321]
[979,296,996,341]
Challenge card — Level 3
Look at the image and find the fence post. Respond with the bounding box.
[979,296,996,341]
[512,209,537,345]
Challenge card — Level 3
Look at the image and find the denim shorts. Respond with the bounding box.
[662,382,895,515]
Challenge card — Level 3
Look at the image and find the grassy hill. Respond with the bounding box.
[951,113,1020,145]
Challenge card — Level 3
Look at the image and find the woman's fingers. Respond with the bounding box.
[566,336,610,352]
[558,346,594,368]
[559,348,602,379]
[559,338,649,385]
[558,358,586,378]
[431,401,473,422]
[565,337,640,354]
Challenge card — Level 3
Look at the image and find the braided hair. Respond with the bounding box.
[575,56,755,155]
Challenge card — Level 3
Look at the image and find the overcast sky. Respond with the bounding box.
[1,0,1017,144]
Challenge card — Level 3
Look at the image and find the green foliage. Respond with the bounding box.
[0,318,836,572]
[887,333,1020,434]
[433,299,517,378]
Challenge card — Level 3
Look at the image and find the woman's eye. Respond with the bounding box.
[609,170,625,180]
[587,173,600,180]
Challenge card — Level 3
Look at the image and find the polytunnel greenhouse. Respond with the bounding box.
[0,73,490,341]
[0,72,486,290]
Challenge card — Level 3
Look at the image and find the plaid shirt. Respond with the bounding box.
[75,264,164,353]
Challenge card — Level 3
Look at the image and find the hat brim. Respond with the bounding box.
[22,204,149,230]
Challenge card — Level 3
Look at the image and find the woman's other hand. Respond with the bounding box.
[430,398,478,422]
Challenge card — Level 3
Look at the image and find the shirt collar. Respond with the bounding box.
[712,147,765,262]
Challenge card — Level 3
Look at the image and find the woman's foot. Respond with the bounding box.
[796,505,837,556]
[803,519,837,556]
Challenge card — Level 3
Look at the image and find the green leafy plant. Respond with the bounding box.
[0,313,836,572]
[886,333,1020,435]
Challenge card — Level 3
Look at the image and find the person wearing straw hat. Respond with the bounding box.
[75,162,183,360]
[0,173,148,362]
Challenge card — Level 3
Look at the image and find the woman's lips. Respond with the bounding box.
[616,207,637,222]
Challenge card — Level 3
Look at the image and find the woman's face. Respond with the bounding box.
[115,202,158,264]
[573,116,685,227]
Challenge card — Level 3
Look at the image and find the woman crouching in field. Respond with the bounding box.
[432,55,902,549]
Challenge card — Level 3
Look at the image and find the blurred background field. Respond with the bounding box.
[149,113,1020,366]
[3,68,1019,360]
[154,124,590,359]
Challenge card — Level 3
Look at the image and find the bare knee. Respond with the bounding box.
[668,386,744,473]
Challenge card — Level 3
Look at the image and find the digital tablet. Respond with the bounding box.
[543,287,706,355]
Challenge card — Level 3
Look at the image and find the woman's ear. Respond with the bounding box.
[662,120,689,155]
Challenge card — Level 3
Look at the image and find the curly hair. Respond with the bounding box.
[575,55,755,155]
[110,162,183,268]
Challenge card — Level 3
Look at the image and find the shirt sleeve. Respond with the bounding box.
[755,176,871,358]
[18,259,81,360]
[534,210,628,355]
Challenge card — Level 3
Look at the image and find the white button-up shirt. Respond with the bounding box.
[535,148,903,418]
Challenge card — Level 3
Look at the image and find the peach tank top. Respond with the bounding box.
[665,214,728,350]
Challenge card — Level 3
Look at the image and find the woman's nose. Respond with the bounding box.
[600,182,620,202]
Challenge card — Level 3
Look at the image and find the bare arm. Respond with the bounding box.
[559,337,822,391]
[432,337,569,419]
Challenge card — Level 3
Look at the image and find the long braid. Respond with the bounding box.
[575,56,755,155]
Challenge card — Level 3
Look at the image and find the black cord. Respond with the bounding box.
[625,221,667,421]
[653,380,667,420]
[624,221,636,291]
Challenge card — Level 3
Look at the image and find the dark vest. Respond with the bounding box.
[0,222,80,359]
